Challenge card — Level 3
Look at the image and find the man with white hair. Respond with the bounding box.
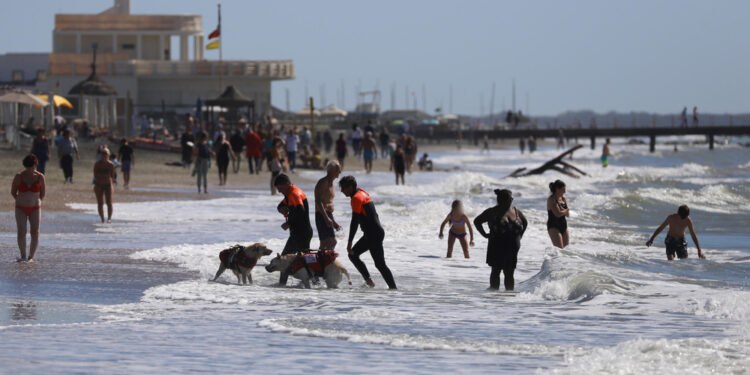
[314,160,343,250]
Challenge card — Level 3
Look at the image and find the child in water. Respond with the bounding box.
[646,205,705,260]
[439,200,475,258]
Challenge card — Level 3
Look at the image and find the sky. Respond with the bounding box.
[2,0,749,116]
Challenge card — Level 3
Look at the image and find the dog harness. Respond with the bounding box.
[286,250,338,277]
[219,245,258,269]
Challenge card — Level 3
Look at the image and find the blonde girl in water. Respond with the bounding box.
[439,200,474,258]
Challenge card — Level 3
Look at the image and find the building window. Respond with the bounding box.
[12,70,24,82]
[121,43,135,50]
[36,70,47,81]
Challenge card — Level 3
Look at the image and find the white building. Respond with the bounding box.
[0,0,293,133]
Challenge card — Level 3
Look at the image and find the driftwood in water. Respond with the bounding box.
[508,145,588,178]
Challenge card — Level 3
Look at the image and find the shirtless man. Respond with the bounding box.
[362,133,378,174]
[314,161,342,250]
[646,205,705,260]
[601,138,612,168]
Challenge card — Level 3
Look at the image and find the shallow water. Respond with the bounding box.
[1,142,749,374]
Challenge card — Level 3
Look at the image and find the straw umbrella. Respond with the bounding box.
[68,45,118,135]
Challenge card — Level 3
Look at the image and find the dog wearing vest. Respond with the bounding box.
[211,243,273,284]
[265,250,352,289]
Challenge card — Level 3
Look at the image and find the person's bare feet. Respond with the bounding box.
[365,279,375,288]
[16,257,26,263]
[107,219,112,224]
[26,258,34,263]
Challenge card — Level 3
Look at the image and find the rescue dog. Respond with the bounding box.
[265,251,352,289]
[211,243,272,284]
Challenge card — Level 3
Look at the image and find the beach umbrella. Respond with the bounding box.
[36,94,73,108]
[0,91,49,106]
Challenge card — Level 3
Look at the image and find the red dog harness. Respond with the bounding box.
[287,250,338,276]
[219,246,258,269]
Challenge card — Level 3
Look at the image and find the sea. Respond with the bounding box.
[1,138,749,374]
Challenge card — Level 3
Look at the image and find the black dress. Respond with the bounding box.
[477,207,528,269]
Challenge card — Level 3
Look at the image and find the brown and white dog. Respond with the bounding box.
[211,243,273,284]
[265,251,352,289]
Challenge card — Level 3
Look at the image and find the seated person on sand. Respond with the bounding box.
[299,145,313,168]
[646,205,705,260]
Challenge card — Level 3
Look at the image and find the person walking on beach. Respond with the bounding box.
[403,134,417,173]
[323,130,333,154]
[646,205,705,260]
[379,128,390,158]
[245,126,263,174]
[269,139,283,195]
[340,176,397,289]
[57,129,79,183]
[181,126,195,168]
[30,130,49,175]
[481,135,490,154]
[547,180,570,248]
[519,137,526,154]
[93,148,115,223]
[473,189,527,291]
[275,173,313,256]
[390,145,406,185]
[351,124,363,158]
[285,129,300,172]
[314,161,342,250]
[214,134,235,186]
[601,138,612,168]
[193,134,213,194]
[230,129,245,173]
[362,132,378,174]
[11,154,46,262]
[439,200,475,258]
[117,139,134,189]
[335,133,348,170]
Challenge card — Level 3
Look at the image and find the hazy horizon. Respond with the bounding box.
[2,0,749,116]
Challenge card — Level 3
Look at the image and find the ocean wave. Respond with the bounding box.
[686,292,750,321]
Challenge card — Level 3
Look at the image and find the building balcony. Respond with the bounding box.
[50,55,294,80]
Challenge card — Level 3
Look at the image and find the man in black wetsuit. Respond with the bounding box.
[275,173,313,285]
[339,176,397,289]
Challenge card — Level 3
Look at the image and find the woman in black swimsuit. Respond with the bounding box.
[215,134,235,186]
[547,179,570,248]
[474,189,527,290]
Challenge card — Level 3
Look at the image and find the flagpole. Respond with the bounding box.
[218,2,223,91]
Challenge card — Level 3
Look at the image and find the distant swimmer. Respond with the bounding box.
[340,176,397,289]
[11,154,46,262]
[474,189,527,291]
[601,138,612,168]
[646,205,705,260]
[93,148,115,224]
[547,180,570,248]
[439,200,475,258]
[314,161,343,250]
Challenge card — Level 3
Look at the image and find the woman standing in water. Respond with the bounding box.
[93,148,115,223]
[11,155,46,262]
[474,189,527,290]
[438,200,474,258]
[547,179,570,248]
[390,145,406,185]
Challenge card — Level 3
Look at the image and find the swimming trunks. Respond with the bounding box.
[121,160,132,172]
[315,211,336,240]
[601,155,609,167]
[665,235,688,259]
[363,149,375,162]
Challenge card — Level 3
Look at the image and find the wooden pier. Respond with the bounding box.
[416,126,750,152]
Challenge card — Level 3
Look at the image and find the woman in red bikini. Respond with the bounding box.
[438,200,475,258]
[93,148,115,223]
[11,154,46,262]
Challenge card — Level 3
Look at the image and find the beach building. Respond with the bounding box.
[0,0,294,134]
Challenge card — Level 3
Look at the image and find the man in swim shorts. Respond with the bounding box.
[601,138,611,168]
[314,161,342,250]
[340,175,397,289]
[646,205,705,260]
[362,132,377,174]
